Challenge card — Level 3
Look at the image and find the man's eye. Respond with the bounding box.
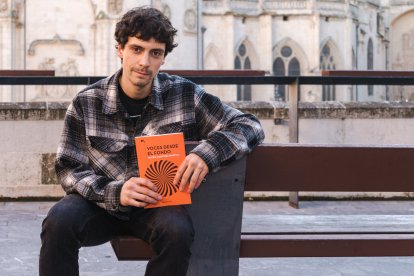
[152,51,163,57]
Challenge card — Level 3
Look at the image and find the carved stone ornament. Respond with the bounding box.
[162,4,171,20]
[0,0,7,12]
[402,30,414,69]
[36,57,79,100]
[184,9,196,32]
[108,0,123,14]
[28,34,85,56]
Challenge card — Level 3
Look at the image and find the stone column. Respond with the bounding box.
[93,12,119,76]
[255,14,273,101]
[0,0,25,102]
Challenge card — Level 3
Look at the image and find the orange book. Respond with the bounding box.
[135,132,191,208]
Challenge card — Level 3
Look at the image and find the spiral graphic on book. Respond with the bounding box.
[145,160,179,197]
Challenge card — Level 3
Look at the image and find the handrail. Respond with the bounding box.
[161,69,266,76]
[322,70,414,77]
[1,75,414,85]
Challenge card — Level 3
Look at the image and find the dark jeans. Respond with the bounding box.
[39,194,194,276]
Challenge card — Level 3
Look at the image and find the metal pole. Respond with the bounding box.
[288,78,299,208]
[197,0,203,70]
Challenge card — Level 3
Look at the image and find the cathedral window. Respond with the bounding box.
[320,44,337,101]
[273,46,301,101]
[367,38,374,96]
[234,43,252,101]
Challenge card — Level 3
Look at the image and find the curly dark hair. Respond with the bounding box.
[114,7,178,56]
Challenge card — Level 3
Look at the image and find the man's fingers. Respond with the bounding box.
[133,184,162,201]
[188,166,209,192]
[177,153,209,192]
[173,161,186,186]
[179,168,193,192]
[125,198,148,208]
[130,178,161,198]
[131,177,158,192]
[120,178,162,207]
[180,163,209,192]
[194,167,209,191]
[131,190,160,203]
[187,167,202,192]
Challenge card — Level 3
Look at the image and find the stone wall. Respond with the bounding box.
[1,101,414,199]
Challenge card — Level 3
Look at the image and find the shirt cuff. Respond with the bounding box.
[104,180,130,213]
[190,141,221,172]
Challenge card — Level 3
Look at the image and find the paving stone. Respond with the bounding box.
[1,201,414,275]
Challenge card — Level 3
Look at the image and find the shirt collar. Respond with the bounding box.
[102,69,123,115]
[149,74,164,111]
[102,70,165,115]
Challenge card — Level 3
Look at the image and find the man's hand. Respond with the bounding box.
[173,153,209,193]
[120,177,162,208]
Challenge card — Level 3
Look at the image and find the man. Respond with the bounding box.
[40,6,264,276]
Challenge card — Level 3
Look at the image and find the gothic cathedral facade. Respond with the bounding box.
[0,0,413,102]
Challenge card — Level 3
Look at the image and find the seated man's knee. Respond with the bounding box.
[41,194,90,242]
[154,207,194,246]
[42,201,76,241]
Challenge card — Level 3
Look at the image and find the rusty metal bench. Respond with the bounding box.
[111,143,414,274]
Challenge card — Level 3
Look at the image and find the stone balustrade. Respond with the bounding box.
[1,100,413,199]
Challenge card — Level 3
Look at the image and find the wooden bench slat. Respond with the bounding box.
[240,237,414,257]
[0,70,55,76]
[245,144,414,192]
[112,235,414,259]
[111,237,154,260]
[242,214,414,232]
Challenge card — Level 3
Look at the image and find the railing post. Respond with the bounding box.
[288,78,299,208]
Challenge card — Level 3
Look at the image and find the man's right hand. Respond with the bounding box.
[120,177,162,208]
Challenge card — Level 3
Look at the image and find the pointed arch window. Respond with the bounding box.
[234,43,252,101]
[273,58,286,100]
[320,44,337,101]
[351,48,357,101]
[289,58,300,75]
[273,46,301,101]
[367,38,374,96]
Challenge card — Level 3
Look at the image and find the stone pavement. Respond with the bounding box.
[1,200,414,276]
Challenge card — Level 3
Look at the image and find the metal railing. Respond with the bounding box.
[2,74,414,142]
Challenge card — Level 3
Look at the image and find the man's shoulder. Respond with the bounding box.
[156,72,202,95]
[157,72,196,86]
[76,73,117,100]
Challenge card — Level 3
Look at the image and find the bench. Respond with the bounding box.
[0,70,55,76]
[111,143,414,274]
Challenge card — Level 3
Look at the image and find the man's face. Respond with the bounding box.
[117,36,166,99]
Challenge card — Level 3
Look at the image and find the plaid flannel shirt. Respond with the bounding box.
[55,69,265,219]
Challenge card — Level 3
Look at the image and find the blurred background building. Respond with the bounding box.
[0,0,413,102]
[1,0,414,198]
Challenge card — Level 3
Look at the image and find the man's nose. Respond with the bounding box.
[140,51,150,67]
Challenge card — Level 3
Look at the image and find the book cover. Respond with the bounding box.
[135,132,191,208]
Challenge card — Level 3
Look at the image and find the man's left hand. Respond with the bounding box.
[173,153,209,193]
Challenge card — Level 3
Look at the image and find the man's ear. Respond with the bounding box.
[117,44,123,59]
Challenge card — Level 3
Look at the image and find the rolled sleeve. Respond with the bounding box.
[190,141,222,172]
[103,180,130,213]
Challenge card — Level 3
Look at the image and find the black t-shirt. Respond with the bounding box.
[118,81,147,123]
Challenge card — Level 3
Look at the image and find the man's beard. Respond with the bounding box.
[134,68,153,88]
